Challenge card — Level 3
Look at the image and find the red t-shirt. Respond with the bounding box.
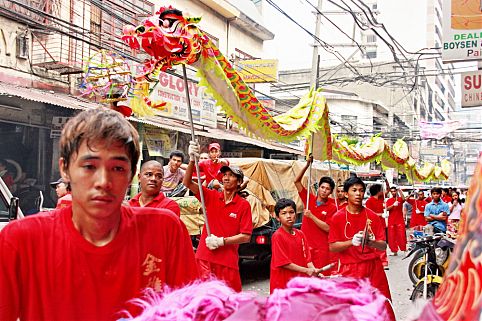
[442,195,452,203]
[335,201,348,210]
[195,186,252,269]
[386,196,405,225]
[128,192,181,217]
[198,159,229,185]
[298,188,337,253]
[410,199,427,227]
[0,206,198,321]
[329,207,385,264]
[270,228,311,293]
[365,196,386,228]
[55,193,72,209]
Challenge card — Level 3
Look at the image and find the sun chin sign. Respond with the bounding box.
[461,70,482,108]
[442,0,482,62]
[236,59,278,83]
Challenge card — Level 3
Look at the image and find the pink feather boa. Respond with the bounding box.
[120,277,389,321]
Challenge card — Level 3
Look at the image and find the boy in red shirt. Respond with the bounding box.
[294,155,337,273]
[385,186,407,255]
[329,177,392,304]
[365,183,389,269]
[198,142,229,188]
[270,198,321,293]
[128,160,180,216]
[410,190,428,228]
[184,142,252,292]
[0,108,198,321]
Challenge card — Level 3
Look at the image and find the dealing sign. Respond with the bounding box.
[442,0,482,62]
[236,59,278,83]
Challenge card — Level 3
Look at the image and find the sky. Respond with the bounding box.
[262,0,317,70]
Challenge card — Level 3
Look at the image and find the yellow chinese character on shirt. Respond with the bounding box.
[142,253,162,276]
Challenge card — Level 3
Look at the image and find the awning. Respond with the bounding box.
[0,82,99,110]
[0,82,302,155]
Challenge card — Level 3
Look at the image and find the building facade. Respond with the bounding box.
[0,0,300,213]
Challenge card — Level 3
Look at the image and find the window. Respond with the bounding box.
[366,34,377,43]
[90,4,102,47]
[365,50,377,59]
[96,0,155,54]
[341,115,358,132]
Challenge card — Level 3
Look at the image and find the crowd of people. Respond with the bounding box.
[0,108,464,321]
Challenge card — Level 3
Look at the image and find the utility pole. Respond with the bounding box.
[310,0,323,89]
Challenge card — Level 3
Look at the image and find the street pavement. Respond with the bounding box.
[240,252,420,321]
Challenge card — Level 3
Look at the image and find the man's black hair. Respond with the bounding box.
[369,184,382,196]
[319,176,335,191]
[169,150,185,162]
[274,198,296,217]
[442,188,449,194]
[431,187,442,194]
[343,177,366,193]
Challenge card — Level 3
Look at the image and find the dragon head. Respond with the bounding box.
[121,5,204,72]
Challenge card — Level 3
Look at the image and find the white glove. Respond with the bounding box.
[352,232,363,247]
[369,233,375,241]
[188,141,200,162]
[205,234,224,250]
[382,212,389,219]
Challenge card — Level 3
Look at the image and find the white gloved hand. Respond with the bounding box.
[188,140,200,162]
[369,233,375,241]
[382,211,389,219]
[352,232,363,246]
[205,234,224,250]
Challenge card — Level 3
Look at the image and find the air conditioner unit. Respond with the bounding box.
[16,34,29,59]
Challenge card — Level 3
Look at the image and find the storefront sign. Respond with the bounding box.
[50,116,71,138]
[461,70,482,107]
[237,59,278,83]
[442,0,482,62]
[149,72,217,128]
[143,126,178,157]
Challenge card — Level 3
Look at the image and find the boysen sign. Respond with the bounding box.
[442,0,482,62]
[149,72,217,128]
[461,70,482,108]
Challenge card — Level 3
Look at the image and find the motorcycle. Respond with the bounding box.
[405,234,455,301]
[405,231,453,285]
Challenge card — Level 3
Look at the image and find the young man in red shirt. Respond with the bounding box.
[410,190,428,228]
[294,155,337,273]
[50,178,72,209]
[441,188,452,204]
[270,198,320,293]
[329,177,394,320]
[198,142,229,188]
[0,109,198,321]
[128,160,181,216]
[385,186,407,256]
[183,142,252,292]
[335,184,348,210]
[365,184,389,269]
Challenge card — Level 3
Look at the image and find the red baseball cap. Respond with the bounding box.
[208,142,221,151]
